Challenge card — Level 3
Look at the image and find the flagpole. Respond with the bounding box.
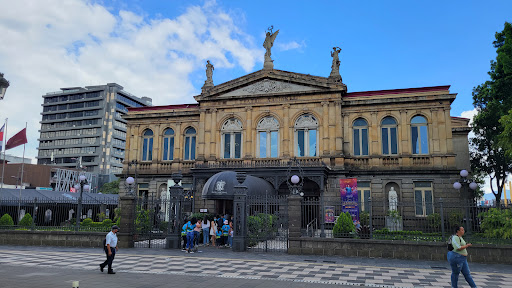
[1,118,8,193]
[17,122,27,223]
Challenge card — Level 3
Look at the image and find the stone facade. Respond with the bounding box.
[121,64,471,220]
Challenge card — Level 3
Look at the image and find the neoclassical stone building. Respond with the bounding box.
[121,45,470,221]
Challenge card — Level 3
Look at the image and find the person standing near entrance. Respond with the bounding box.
[185,217,196,253]
[447,226,477,288]
[100,225,119,274]
[202,216,210,246]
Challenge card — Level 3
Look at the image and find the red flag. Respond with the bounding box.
[5,128,27,150]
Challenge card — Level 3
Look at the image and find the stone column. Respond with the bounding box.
[175,122,182,161]
[197,109,206,161]
[283,104,290,157]
[232,172,248,252]
[322,101,329,156]
[342,113,349,155]
[329,102,336,155]
[204,111,211,159]
[335,100,343,155]
[210,109,217,159]
[287,195,302,254]
[245,107,253,158]
[118,195,136,248]
[400,110,409,155]
[166,173,184,249]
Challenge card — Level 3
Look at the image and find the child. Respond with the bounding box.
[194,219,202,249]
[181,218,188,251]
[228,221,234,247]
[210,219,217,247]
[221,220,230,247]
[185,217,196,253]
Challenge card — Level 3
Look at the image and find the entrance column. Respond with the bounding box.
[233,172,248,252]
[166,173,184,249]
[287,194,302,254]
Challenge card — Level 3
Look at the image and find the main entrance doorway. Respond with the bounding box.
[214,199,233,216]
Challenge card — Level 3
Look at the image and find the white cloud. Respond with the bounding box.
[277,40,306,52]
[0,0,262,161]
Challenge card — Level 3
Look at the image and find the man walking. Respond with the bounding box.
[100,225,119,274]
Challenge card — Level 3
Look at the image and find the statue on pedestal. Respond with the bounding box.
[388,187,398,212]
[263,26,279,69]
[201,60,214,93]
[329,46,342,80]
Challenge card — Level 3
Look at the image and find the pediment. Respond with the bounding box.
[221,79,319,97]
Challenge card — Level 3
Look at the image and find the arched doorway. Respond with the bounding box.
[278,178,321,229]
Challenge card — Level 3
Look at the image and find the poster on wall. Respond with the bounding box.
[325,206,335,223]
[339,178,359,224]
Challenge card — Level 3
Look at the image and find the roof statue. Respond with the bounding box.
[201,60,214,93]
[263,26,279,70]
[329,46,342,82]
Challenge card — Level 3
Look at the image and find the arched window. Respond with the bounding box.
[142,129,153,161]
[381,117,398,155]
[221,118,243,159]
[257,116,279,158]
[184,127,196,160]
[295,114,318,157]
[411,116,429,154]
[353,118,369,156]
[162,128,175,161]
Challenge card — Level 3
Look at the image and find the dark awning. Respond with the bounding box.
[201,171,275,200]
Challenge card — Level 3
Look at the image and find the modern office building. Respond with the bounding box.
[37,83,152,190]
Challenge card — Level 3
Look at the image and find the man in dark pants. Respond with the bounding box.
[100,225,119,274]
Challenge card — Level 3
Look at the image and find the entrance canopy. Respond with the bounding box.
[201,171,275,200]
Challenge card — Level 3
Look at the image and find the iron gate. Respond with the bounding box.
[246,194,288,252]
[134,196,177,248]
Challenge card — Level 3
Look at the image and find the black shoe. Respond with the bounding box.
[100,264,104,272]
[108,270,116,274]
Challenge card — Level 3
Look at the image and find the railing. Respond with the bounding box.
[306,218,317,237]
[195,158,325,169]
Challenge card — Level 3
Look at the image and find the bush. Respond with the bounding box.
[427,213,441,230]
[359,211,370,227]
[0,214,14,227]
[97,212,107,222]
[81,218,94,227]
[247,213,277,246]
[478,208,512,239]
[135,209,151,234]
[19,213,33,227]
[448,210,464,228]
[102,219,113,227]
[333,212,355,237]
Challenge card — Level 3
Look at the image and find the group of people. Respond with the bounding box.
[181,215,233,253]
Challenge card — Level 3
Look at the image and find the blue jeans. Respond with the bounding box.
[203,228,209,244]
[447,251,477,288]
[186,232,194,249]
[228,235,232,246]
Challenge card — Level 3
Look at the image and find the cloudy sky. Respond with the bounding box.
[0,0,510,196]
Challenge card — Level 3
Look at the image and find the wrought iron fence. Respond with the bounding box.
[301,198,512,244]
[0,198,118,232]
[134,196,179,248]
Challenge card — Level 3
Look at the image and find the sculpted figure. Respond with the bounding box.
[263,26,279,62]
[206,60,214,82]
[329,46,342,79]
[388,187,398,211]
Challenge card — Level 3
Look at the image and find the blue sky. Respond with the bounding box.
[0,0,511,186]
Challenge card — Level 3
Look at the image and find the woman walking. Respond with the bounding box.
[447,226,477,288]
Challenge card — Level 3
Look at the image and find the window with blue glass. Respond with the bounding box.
[381,117,398,155]
[257,116,279,158]
[411,116,429,154]
[162,128,174,161]
[184,127,196,160]
[353,118,369,156]
[141,129,153,161]
[295,114,318,157]
[221,118,243,159]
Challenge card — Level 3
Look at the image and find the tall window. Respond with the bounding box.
[295,114,318,157]
[358,182,371,212]
[221,118,243,159]
[184,127,196,160]
[162,128,174,161]
[414,182,433,216]
[381,117,398,155]
[257,116,279,158]
[353,118,369,156]
[142,129,153,161]
[411,115,429,154]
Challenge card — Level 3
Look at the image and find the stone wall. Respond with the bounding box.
[289,237,511,264]
[0,230,105,247]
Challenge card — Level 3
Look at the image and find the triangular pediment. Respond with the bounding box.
[195,69,346,101]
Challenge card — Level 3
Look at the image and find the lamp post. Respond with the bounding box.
[286,157,304,197]
[126,176,135,195]
[75,175,90,230]
[453,169,478,234]
[0,73,9,100]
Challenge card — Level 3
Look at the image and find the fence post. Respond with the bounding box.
[465,199,471,236]
[440,198,445,239]
[233,172,248,252]
[368,197,373,239]
[166,173,184,249]
[31,197,37,231]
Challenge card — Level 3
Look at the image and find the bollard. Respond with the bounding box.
[72,281,79,288]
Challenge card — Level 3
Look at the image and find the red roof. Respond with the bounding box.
[346,85,451,98]
[128,104,199,112]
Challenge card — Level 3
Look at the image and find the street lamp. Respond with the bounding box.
[75,175,90,230]
[453,169,478,234]
[0,73,9,100]
[126,176,135,195]
[286,157,304,196]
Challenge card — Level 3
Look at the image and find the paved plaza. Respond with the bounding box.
[0,245,511,288]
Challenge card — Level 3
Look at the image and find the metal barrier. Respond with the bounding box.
[246,195,288,252]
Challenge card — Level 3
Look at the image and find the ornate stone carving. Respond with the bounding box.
[221,118,243,132]
[257,116,280,130]
[295,114,318,129]
[242,79,291,94]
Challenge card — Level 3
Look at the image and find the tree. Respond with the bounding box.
[472,22,512,207]
[99,179,120,194]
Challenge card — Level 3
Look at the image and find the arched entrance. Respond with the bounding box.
[278,178,321,230]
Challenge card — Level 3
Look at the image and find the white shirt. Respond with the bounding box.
[105,231,118,248]
[202,220,210,229]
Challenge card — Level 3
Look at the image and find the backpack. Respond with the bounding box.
[447,235,457,251]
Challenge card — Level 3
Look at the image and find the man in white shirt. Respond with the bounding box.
[100,225,119,274]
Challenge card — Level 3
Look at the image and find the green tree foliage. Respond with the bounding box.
[333,212,355,237]
[99,179,120,194]
[472,22,512,207]
[135,209,151,234]
[427,213,441,230]
[0,214,14,227]
[478,208,512,239]
[19,213,33,227]
[247,213,276,246]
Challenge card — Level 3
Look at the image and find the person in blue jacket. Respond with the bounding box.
[181,218,188,251]
[185,217,197,253]
[221,220,230,247]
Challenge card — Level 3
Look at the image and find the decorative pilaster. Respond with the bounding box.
[166,173,184,249]
[232,172,248,252]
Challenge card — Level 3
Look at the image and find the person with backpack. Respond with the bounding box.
[447,226,477,288]
[185,217,196,253]
[99,225,119,274]
[181,218,188,251]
